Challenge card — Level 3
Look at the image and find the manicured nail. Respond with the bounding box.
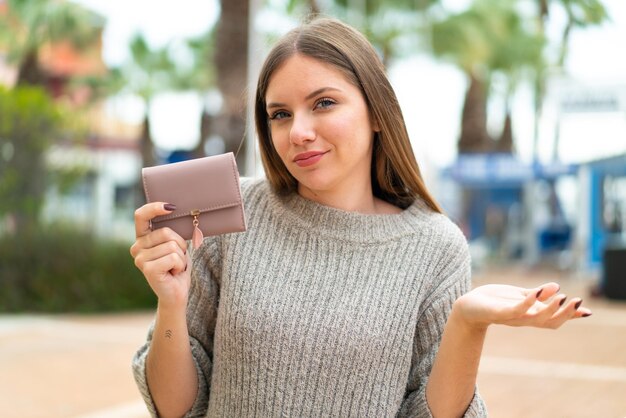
[559,296,567,307]
[536,289,543,298]
[164,203,177,211]
[574,300,583,310]
[582,312,592,318]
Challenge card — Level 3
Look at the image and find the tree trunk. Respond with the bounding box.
[192,108,213,159]
[458,73,492,154]
[140,114,155,168]
[308,0,321,14]
[135,114,155,207]
[17,51,47,87]
[495,111,514,153]
[214,0,249,173]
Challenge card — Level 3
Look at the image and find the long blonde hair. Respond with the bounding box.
[254,17,442,212]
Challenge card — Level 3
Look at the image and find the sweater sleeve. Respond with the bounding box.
[131,234,223,418]
[397,224,487,418]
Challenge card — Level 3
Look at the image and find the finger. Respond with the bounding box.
[511,284,557,318]
[138,227,187,254]
[576,307,593,318]
[131,227,187,261]
[175,245,193,276]
[143,252,187,282]
[529,282,561,302]
[133,240,186,271]
[134,202,177,238]
[532,293,568,322]
[169,251,188,276]
[509,289,540,317]
[185,245,192,272]
[546,297,584,329]
[569,298,592,319]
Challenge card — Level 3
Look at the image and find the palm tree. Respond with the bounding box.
[430,1,499,153]
[0,0,102,234]
[338,0,440,64]
[286,0,439,66]
[530,0,608,162]
[431,0,545,154]
[114,34,178,170]
[487,4,545,153]
[213,0,250,173]
[0,0,103,87]
[530,0,607,238]
[177,28,217,159]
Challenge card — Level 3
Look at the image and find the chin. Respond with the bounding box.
[296,178,335,196]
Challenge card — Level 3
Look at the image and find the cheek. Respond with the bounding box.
[331,113,374,151]
[269,129,302,179]
[270,126,288,157]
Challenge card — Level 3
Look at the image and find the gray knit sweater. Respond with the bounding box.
[132,178,487,417]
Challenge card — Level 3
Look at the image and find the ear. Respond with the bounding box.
[371,117,381,133]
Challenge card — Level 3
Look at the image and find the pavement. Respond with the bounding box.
[0,312,153,418]
[1,264,625,418]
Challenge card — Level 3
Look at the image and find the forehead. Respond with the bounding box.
[266,54,355,98]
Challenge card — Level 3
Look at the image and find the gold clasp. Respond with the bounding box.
[191,209,200,227]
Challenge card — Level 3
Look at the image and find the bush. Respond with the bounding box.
[0,224,156,312]
[0,86,66,234]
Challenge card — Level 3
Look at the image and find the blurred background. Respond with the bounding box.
[0,0,625,417]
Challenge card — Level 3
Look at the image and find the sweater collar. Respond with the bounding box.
[270,186,433,244]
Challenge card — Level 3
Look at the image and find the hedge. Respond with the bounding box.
[0,224,156,312]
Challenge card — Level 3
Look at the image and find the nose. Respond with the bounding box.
[289,113,316,145]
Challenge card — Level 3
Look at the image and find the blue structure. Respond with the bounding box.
[444,154,577,248]
[582,154,626,269]
[165,150,194,164]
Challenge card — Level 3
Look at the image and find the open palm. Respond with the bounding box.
[455,282,591,330]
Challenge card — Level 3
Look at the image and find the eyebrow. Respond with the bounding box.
[266,87,342,109]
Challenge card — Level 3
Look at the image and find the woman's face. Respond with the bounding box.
[265,54,378,198]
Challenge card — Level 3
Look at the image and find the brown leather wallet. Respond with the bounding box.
[141,152,247,245]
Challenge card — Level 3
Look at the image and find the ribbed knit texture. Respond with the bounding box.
[132,178,487,418]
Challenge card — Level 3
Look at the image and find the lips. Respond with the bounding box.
[293,150,328,167]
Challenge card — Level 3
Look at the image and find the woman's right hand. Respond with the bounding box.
[130,202,191,310]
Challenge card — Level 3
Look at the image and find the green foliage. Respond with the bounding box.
[281,0,440,64]
[177,28,216,91]
[431,0,545,77]
[0,224,156,312]
[0,86,64,220]
[0,0,103,67]
[555,0,609,66]
[114,33,190,101]
[563,0,608,26]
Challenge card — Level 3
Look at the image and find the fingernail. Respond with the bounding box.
[164,203,176,211]
[536,289,543,298]
[582,312,592,318]
[559,296,567,307]
[574,300,583,310]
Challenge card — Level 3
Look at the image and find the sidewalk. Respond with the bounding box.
[0,312,153,418]
[1,265,625,418]
[473,265,626,418]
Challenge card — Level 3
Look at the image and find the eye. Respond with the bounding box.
[315,98,336,110]
[269,110,290,120]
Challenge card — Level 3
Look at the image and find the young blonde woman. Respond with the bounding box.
[130,17,591,418]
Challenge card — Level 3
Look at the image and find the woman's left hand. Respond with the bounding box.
[453,282,592,331]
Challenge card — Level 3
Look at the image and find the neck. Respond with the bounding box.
[297,181,377,213]
[297,181,400,215]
